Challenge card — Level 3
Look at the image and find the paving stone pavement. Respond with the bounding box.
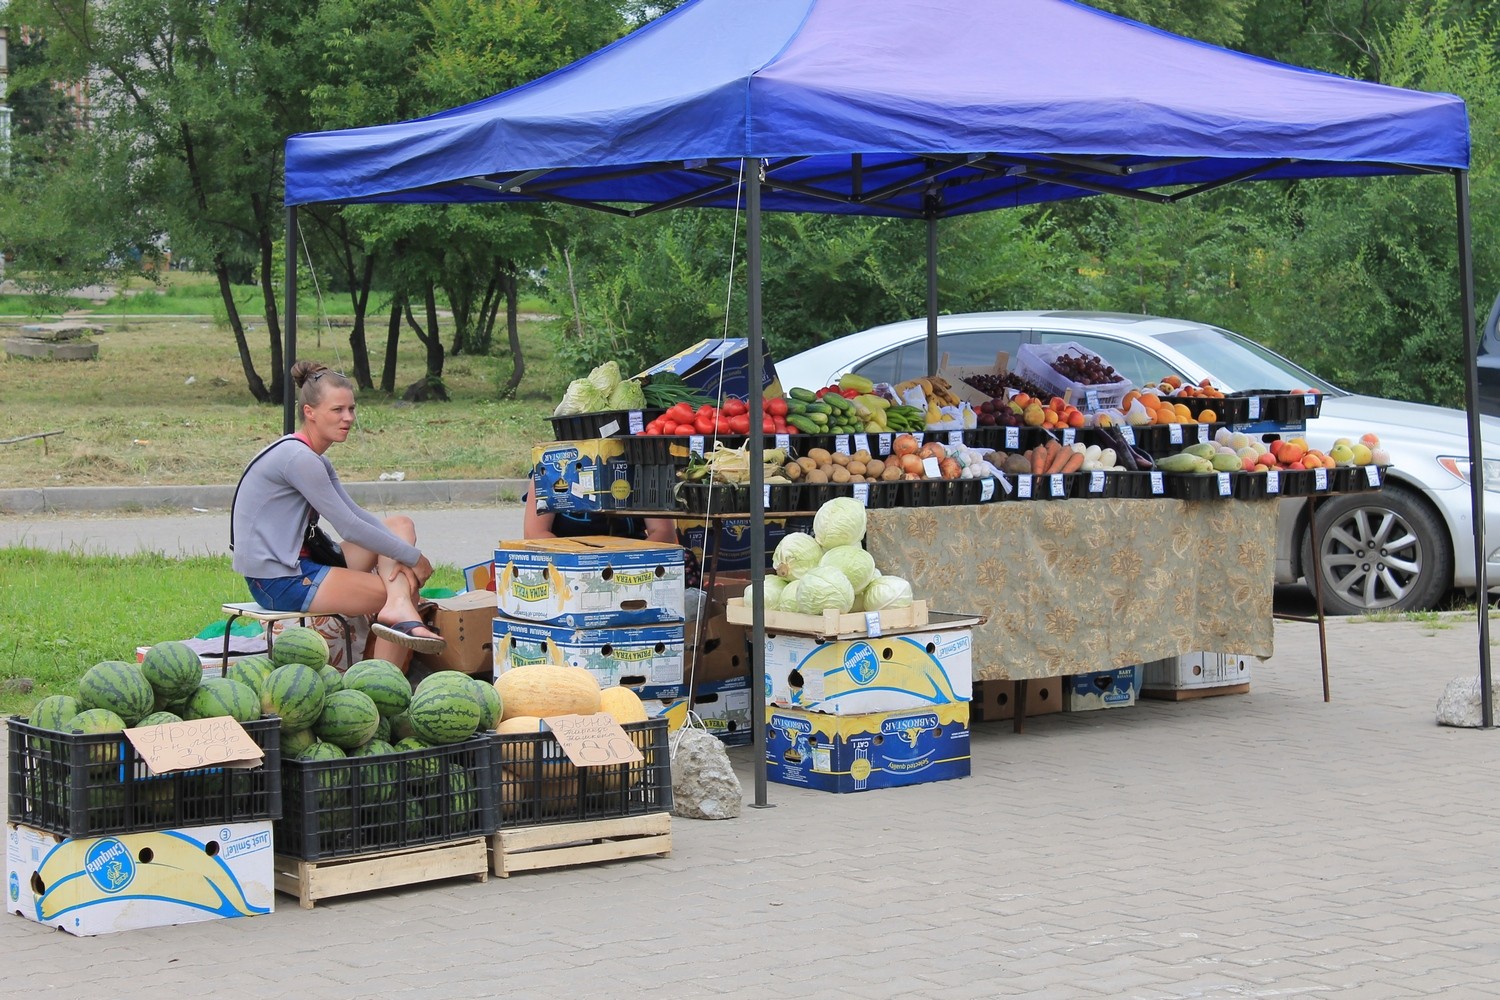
[5,615,1500,998]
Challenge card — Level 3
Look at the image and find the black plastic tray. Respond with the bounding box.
[1225,390,1325,423]
[549,409,665,441]
[1161,472,1236,500]
[493,719,671,829]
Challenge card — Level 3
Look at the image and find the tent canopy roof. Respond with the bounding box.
[283,0,1469,216]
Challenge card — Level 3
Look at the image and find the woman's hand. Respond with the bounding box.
[414,554,435,586]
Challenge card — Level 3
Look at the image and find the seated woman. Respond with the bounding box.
[231,360,444,670]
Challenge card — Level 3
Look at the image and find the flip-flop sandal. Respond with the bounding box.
[372,620,446,654]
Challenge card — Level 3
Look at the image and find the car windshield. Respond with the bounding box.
[1156,327,1347,396]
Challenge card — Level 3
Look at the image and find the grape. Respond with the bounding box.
[1049,351,1121,386]
[961,371,1050,399]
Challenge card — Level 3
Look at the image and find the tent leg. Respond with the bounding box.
[926,212,939,376]
[1454,170,1491,728]
[283,205,299,436]
[747,160,773,807]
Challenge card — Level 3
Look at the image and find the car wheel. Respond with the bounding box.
[1299,485,1453,615]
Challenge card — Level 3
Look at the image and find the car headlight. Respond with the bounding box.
[1437,456,1500,492]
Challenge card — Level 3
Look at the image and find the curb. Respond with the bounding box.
[0,479,530,514]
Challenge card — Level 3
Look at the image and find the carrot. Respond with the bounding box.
[1047,444,1073,474]
[1030,446,1047,475]
[1060,450,1086,474]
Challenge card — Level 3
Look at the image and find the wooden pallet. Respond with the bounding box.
[490,813,671,877]
[1141,683,1251,702]
[274,837,489,909]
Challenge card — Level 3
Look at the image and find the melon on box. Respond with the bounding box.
[493,536,685,626]
[6,820,274,935]
[766,703,971,793]
[492,617,685,695]
[763,627,974,715]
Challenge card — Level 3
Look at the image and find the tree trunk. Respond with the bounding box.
[251,193,284,404]
[347,254,376,390]
[381,295,402,395]
[503,270,525,397]
[401,284,449,402]
[216,253,269,402]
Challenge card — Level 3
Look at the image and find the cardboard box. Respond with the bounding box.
[1063,666,1140,712]
[7,820,274,935]
[677,516,806,573]
[763,627,973,715]
[637,337,782,402]
[641,677,753,746]
[493,536,685,627]
[492,616,685,695]
[530,439,631,514]
[1141,652,1254,690]
[416,590,498,676]
[766,704,970,793]
[684,611,750,687]
[969,677,1063,722]
[464,560,497,593]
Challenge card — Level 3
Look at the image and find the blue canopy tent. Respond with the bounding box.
[283,0,1487,796]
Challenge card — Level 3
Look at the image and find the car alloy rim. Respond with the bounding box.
[1318,504,1423,610]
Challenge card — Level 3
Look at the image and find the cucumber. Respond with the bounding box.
[823,393,852,411]
[788,387,818,403]
[809,412,829,425]
[786,414,820,434]
[805,401,833,415]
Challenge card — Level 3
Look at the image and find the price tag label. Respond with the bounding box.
[1018,475,1033,499]
[544,714,643,767]
[1120,425,1135,445]
[853,482,870,506]
[598,419,622,439]
[1089,470,1105,494]
[1248,396,1262,420]
[913,431,926,445]
[864,611,883,638]
[1305,394,1317,408]
[981,477,996,501]
[1169,424,1183,445]
[1314,468,1329,491]
[1085,389,1100,411]
[948,430,963,447]
[878,433,892,455]
[689,434,705,455]
[775,433,790,452]
[835,435,851,456]
[763,484,772,507]
[1365,464,1381,486]
[1062,428,1076,445]
[1217,472,1232,496]
[1005,426,1019,449]
[1196,423,1208,442]
[1149,471,1164,495]
[854,433,870,455]
[921,456,941,478]
[1266,470,1281,494]
[627,411,645,435]
[1050,474,1066,497]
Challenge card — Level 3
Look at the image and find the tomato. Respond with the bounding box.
[763,417,776,433]
[842,388,859,398]
[667,402,695,423]
[729,414,752,435]
[722,398,748,417]
[694,412,716,435]
[644,420,664,435]
[697,404,717,420]
[766,397,788,417]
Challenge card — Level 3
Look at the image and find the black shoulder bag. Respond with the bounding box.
[230,437,348,569]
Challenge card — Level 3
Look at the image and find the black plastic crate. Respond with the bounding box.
[967,425,1050,453]
[549,409,665,441]
[1233,471,1272,500]
[620,434,748,465]
[7,715,282,838]
[1076,469,1120,499]
[677,482,808,514]
[1162,472,1236,500]
[632,463,680,511]
[275,735,495,861]
[1112,471,1168,499]
[492,719,672,828]
[1224,391,1324,424]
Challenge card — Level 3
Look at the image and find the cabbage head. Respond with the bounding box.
[773,532,824,580]
[862,575,914,611]
[608,378,647,411]
[743,576,788,609]
[813,496,867,548]
[554,377,609,416]
[777,579,802,612]
[796,565,856,615]
[588,360,623,395]
[819,544,878,592]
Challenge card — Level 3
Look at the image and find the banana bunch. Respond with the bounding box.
[895,375,963,407]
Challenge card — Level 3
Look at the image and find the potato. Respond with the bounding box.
[847,460,867,477]
[797,456,818,473]
[830,466,851,483]
[865,459,886,478]
[881,465,903,482]
[807,448,832,466]
[831,451,850,466]
[852,450,872,464]
[784,462,803,480]
[806,468,830,484]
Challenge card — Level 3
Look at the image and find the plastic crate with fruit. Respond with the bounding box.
[1014,341,1133,412]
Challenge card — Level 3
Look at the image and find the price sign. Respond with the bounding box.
[864,611,883,638]
[835,435,851,456]
[775,433,790,452]
[125,718,264,775]
[878,433,893,455]
[543,714,644,766]
[921,456,941,478]
[1168,424,1182,445]
[1005,427,1020,449]
[763,484,772,507]
[1089,470,1105,494]
[1062,428,1076,445]
[1149,471,1164,495]
[1305,394,1317,408]
[948,430,963,447]
[1085,389,1100,411]
[627,411,645,434]
[689,434,705,456]
[1365,465,1381,486]
[854,433,870,455]
[1018,475,1033,498]
[1266,470,1280,494]
[1314,468,1329,491]
[853,482,870,506]
[1120,425,1135,445]
[1050,474,1066,497]
[1196,423,1208,443]
[1248,396,1262,420]
[981,478,996,501]
[913,431,926,445]
[1217,472,1232,496]
[598,419,622,439]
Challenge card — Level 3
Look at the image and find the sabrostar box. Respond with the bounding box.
[1063,666,1140,712]
[763,627,973,715]
[636,338,783,402]
[531,439,632,514]
[766,704,971,793]
[7,820,274,936]
[415,590,498,676]
[493,536,685,627]
[492,617,685,695]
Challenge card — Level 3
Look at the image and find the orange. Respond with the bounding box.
[1198,409,1217,424]
[1173,403,1191,420]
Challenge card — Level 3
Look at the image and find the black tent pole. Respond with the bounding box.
[746,159,771,806]
[283,205,299,436]
[1454,170,1491,726]
[926,211,939,375]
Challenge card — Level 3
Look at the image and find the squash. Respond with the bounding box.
[599,686,648,726]
[495,663,602,721]
[494,715,545,763]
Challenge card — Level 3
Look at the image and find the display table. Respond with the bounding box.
[865,499,1277,680]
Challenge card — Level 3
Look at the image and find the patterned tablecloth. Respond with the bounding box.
[865,499,1277,681]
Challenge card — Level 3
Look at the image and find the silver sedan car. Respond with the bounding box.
[774,310,1500,615]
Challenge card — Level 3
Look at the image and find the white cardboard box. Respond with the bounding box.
[492,536,685,627]
[764,627,973,715]
[1141,652,1254,690]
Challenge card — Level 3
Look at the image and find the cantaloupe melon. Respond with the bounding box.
[494,664,601,721]
[599,686,648,726]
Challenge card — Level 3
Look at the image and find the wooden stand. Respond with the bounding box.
[274,837,489,909]
[1141,683,1251,702]
[489,813,672,877]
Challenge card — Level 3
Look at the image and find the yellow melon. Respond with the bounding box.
[599,686,648,726]
[495,663,601,721]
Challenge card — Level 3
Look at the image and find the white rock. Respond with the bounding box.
[671,728,742,820]
[1435,675,1500,727]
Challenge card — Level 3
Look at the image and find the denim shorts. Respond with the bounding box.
[245,557,333,613]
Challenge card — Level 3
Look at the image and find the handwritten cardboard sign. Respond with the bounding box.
[124,717,264,775]
[542,713,644,767]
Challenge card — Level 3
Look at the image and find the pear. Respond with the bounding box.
[1351,443,1373,466]
[1329,443,1356,466]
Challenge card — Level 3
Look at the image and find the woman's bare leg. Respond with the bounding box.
[311,515,437,669]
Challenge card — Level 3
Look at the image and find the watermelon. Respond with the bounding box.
[437,763,477,829]
[227,655,276,697]
[140,641,202,702]
[262,663,327,730]
[273,625,329,669]
[30,694,79,732]
[407,687,482,746]
[78,660,155,726]
[342,659,411,719]
[374,715,392,742]
[415,670,483,702]
[185,677,261,723]
[317,664,344,696]
[394,737,441,782]
[472,679,502,730]
[313,689,381,749]
[298,740,349,798]
[67,708,127,764]
[389,713,417,743]
[352,739,398,803]
[281,727,318,758]
[136,711,183,727]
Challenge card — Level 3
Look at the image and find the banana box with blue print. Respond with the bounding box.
[765,704,971,793]
[530,439,632,514]
[677,516,805,573]
[763,625,975,716]
[492,617,685,697]
[7,820,274,936]
[641,677,753,747]
[494,536,685,627]
[1062,665,1141,712]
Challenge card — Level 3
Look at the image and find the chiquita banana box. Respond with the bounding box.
[7,821,274,935]
[763,628,973,715]
[493,536,685,627]
[530,439,632,514]
[492,617,686,697]
[766,704,971,793]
